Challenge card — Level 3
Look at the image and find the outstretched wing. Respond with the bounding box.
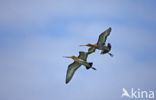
[66,62,81,84]
[97,27,112,47]
[78,51,88,61]
[88,47,96,54]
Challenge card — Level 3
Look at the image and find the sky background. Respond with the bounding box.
[0,0,156,100]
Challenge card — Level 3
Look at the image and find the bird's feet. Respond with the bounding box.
[108,53,114,57]
[91,67,96,70]
[86,67,96,70]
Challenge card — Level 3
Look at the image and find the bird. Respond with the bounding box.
[80,27,113,57]
[64,51,96,84]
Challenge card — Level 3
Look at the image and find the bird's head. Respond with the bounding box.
[63,56,78,61]
[107,43,111,49]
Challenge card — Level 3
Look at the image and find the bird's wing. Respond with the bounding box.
[88,47,96,54]
[78,51,88,61]
[66,62,81,84]
[97,27,111,47]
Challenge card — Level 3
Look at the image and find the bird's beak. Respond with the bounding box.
[80,44,87,46]
[80,45,85,46]
[63,56,72,58]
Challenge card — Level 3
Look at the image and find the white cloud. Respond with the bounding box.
[0,0,155,29]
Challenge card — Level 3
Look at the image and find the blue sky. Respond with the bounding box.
[0,0,156,100]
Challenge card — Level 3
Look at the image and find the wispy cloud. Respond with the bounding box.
[0,0,156,32]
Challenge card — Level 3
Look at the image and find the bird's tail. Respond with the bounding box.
[88,62,96,70]
[108,53,114,57]
[88,62,93,67]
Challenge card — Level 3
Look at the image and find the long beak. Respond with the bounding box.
[63,56,72,58]
[80,44,87,46]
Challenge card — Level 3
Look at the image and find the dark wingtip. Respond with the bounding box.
[108,27,112,32]
[66,80,69,84]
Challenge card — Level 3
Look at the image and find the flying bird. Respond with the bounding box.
[64,51,96,84]
[80,27,113,57]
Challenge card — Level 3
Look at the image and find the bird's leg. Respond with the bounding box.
[85,66,96,70]
[91,67,96,70]
[108,52,114,57]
